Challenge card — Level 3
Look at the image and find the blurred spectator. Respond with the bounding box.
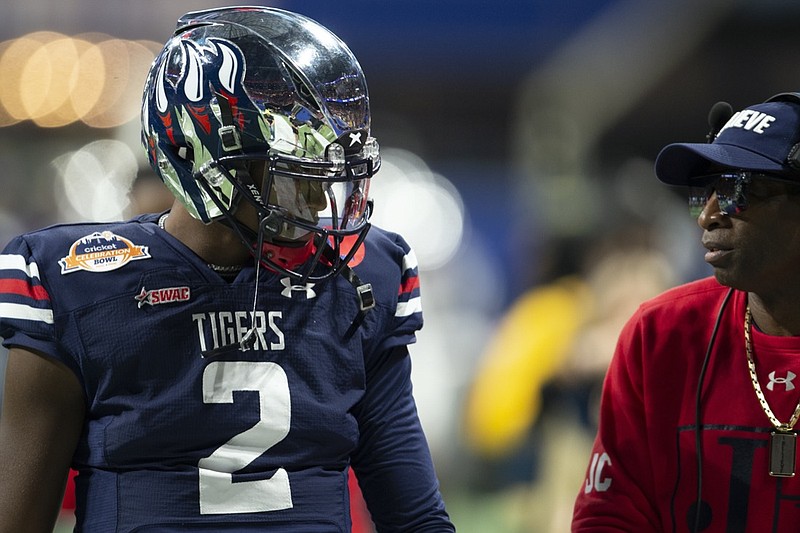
[464,224,676,532]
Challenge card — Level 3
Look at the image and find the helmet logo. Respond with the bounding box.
[146,37,250,223]
[154,38,246,123]
[348,132,363,147]
[217,42,240,93]
[335,129,369,156]
[155,59,170,114]
[182,40,242,101]
[184,43,206,103]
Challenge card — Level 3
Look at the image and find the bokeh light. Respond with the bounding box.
[369,148,465,271]
[0,32,159,128]
[53,139,139,221]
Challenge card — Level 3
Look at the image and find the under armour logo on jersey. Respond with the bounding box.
[280,277,316,299]
[348,131,363,147]
[767,371,796,391]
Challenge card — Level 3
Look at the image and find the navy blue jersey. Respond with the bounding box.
[0,213,453,532]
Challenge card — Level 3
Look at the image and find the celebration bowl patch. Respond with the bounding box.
[59,231,151,274]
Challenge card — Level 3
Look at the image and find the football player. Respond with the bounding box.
[0,7,455,532]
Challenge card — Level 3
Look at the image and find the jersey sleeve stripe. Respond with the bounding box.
[395,248,422,318]
[0,302,54,324]
[401,249,418,272]
[395,296,422,318]
[0,279,50,301]
[399,274,420,296]
[0,254,42,279]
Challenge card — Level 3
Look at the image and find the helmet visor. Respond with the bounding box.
[268,175,368,239]
[243,158,371,241]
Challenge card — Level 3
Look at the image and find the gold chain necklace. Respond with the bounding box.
[745,305,800,477]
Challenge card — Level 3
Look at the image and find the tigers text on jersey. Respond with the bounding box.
[0,213,453,532]
[573,277,800,532]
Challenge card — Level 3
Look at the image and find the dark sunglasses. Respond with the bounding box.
[688,171,800,218]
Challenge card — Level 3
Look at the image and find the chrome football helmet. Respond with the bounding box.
[141,6,380,283]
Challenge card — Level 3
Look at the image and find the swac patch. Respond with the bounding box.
[59,231,151,274]
[135,286,191,308]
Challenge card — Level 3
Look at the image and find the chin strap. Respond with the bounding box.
[318,243,375,311]
[316,241,375,339]
[259,238,315,271]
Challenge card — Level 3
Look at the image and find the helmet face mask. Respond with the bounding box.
[141,7,380,280]
[198,150,374,243]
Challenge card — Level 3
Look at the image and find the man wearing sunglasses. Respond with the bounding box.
[573,93,800,532]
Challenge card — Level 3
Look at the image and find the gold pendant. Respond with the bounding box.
[769,431,796,477]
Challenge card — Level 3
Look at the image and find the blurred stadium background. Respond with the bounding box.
[2,0,800,531]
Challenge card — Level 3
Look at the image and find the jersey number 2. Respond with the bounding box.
[198,361,293,514]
